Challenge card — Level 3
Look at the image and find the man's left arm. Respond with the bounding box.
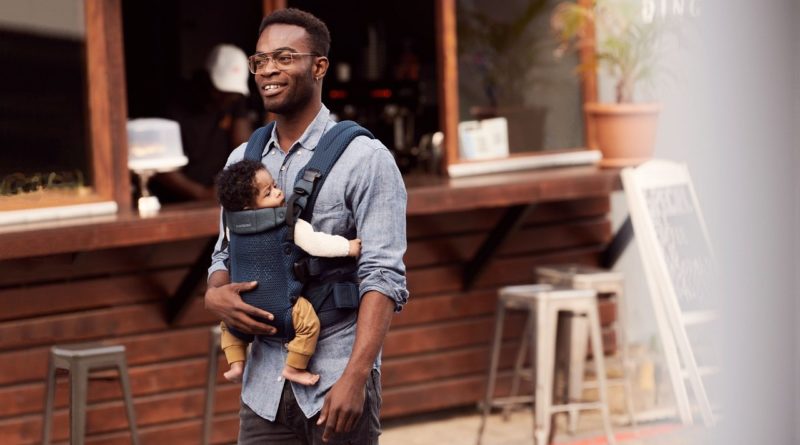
[317,141,409,440]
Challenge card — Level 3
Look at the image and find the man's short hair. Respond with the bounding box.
[258,8,331,57]
[215,159,265,211]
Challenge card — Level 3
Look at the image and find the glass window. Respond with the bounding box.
[0,0,92,200]
[457,0,584,155]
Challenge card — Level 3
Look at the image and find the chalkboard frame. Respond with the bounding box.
[621,159,716,427]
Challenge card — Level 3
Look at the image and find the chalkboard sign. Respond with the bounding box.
[622,160,716,427]
[644,184,715,314]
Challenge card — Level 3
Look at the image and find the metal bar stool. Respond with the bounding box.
[536,265,636,432]
[42,343,140,445]
[477,285,615,445]
[203,324,222,445]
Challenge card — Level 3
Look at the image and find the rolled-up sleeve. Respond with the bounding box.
[207,207,230,278]
[350,141,409,311]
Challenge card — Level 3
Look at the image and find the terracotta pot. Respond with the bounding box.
[584,102,662,167]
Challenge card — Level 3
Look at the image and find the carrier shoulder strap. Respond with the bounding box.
[243,122,276,162]
[285,121,374,229]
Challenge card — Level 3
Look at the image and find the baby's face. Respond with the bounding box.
[252,168,285,209]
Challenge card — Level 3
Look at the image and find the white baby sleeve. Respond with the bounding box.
[293,218,351,257]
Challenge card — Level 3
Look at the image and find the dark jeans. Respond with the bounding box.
[237,369,382,444]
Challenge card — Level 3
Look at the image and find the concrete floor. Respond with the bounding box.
[381,409,708,445]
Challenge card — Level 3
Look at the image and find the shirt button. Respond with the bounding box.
[283,343,289,350]
[284,246,292,255]
[281,166,286,171]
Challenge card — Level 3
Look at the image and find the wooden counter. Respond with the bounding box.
[0,167,621,444]
[0,167,620,261]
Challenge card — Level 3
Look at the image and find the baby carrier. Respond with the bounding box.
[224,121,374,342]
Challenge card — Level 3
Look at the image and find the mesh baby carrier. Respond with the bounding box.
[224,121,374,342]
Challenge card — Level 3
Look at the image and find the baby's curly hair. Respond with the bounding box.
[215,159,266,211]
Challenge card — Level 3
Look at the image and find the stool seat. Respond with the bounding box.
[43,343,139,445]
[52,343,125,357]
[537,264,624,292]
[501,285,596,303]
[537,264,620,278]
[477,285,615,445]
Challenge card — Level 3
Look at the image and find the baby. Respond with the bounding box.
[215,159,361,385]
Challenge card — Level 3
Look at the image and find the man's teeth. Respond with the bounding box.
[264,85,281,90]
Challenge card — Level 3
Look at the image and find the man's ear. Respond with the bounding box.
[313,56,329,80]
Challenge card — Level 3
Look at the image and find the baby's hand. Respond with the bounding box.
[348,239,362,257]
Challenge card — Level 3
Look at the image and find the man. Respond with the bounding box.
[152,44,254,202]
[204,8,408,444]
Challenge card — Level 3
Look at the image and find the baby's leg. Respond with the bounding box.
[219,322,248,383]
[283,297,321,386]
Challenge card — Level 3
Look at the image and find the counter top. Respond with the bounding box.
[0,167,621,260]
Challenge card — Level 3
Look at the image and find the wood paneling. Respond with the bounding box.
[0,196,615,444]
[0,239,209,287]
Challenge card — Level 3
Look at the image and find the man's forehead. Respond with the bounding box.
[256,24,310,52]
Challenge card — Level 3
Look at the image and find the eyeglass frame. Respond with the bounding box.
[247,51,322,74]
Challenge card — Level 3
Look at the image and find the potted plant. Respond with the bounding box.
[551,0,671,166]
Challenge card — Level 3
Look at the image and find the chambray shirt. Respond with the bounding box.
[207,105,409,421]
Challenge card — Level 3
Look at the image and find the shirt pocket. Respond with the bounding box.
[310,200,351,235]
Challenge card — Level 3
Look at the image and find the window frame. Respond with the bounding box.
[0,0,131,214]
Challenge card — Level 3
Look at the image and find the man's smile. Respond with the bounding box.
[261,83,287,97]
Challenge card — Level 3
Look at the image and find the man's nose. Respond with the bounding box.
[259,60,281,76]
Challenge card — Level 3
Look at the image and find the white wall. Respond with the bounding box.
[794,1,800,442]
[603,1,798,442]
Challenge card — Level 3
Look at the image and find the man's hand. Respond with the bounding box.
[315,291,395,442]
[205,272,276,335]
[316,371,367,442]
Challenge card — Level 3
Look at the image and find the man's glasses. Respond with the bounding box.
[247,51,320,73]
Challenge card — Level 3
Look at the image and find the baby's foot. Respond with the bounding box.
[282,365,320,386]
[224,362,244,383]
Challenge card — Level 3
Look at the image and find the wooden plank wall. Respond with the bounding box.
[0,196,612,444]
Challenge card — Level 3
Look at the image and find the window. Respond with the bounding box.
[0,0,130,219]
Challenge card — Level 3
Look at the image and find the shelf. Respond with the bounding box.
[0,166,621,261]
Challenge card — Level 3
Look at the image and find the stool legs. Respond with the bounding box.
[566,315,589,434]
[42,356,57,445]
[533,303,558,445]
[568,290,638,432]
[476,299,507,445]
[117,359,141,445]
[70,361,89,445]
[203,328,220,445]
[503,313,534,420]
[588,305,616,445]
[615,288,637,427]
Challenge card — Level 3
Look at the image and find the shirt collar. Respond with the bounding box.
[265,105,331,155]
